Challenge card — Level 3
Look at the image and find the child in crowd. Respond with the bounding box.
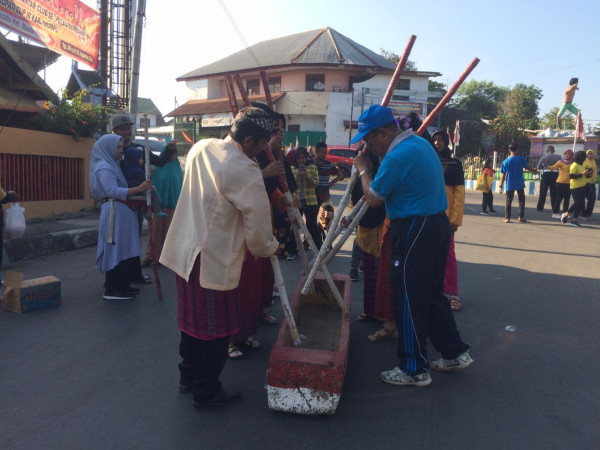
[481,159,497,215]
[317,187,334,247]
[123,151,167,217]
[290,146,321,252]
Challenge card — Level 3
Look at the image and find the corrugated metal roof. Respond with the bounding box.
[165,92,285,117]
[0,86,43,112]
[138,98,162,116]
[178,27,396,80]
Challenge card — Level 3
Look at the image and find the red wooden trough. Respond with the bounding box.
[267,272,351,415]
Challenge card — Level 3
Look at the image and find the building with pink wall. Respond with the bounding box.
[168,27,441,148]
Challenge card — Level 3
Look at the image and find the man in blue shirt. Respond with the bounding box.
[499,143,529,223]
[353,105,472,387]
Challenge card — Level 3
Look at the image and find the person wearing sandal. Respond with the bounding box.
[160,107,279,408]
[432,130,465,312]
[347,147,386,325]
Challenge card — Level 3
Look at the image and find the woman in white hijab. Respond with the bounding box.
[89,134,153,300]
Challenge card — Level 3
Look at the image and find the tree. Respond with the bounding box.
[380,48,417,71]
[540,106,576,130]
[26,89,113,140]
[427,80,447,114]
[451,80,508,120]
[501,83,542,129]
[489,114,530,151]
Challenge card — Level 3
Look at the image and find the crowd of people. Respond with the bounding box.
[476,143,598,227]
[85,101,600,411]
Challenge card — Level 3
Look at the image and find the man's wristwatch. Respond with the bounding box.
[359,170,370,178]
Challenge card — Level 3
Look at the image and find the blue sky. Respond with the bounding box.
[39,0,600,127]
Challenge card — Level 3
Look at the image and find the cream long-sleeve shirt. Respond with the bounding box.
[160,136,279,290]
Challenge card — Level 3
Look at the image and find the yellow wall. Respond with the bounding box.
[0,127,95,220]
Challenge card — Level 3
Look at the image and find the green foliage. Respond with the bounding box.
[26,89,113,140]
[489,115,530,151]
[451,80,508,119]
[428,80,447,113]
[540,106,575,130]
[453,120,486,157]
[501,83,542,129]
[380,48,418,71]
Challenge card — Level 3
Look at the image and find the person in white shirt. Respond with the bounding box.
[160,107,279,408]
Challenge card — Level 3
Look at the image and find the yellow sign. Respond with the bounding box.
[0,0,100,69]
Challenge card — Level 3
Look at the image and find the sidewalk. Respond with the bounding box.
[2,209,148,266]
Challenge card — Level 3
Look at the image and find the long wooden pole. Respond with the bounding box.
[144,116,163,301]
[381,34,417,106]
[307,36,417,285]
[416,57,480,135]
[324,57,481,265]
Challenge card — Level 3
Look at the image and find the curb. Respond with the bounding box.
[4,228,99,263]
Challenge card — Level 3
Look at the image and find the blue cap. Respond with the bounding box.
[351,105,395,144]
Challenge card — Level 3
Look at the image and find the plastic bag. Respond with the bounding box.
[475,174,488,192]
[5,202,26,238]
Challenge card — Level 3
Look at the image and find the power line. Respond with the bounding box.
[486,44,600,72]
[218,0,262,67]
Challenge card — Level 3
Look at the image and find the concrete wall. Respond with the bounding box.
[326,92,354,146]
[529,137,599,157]
[0,127,95,220]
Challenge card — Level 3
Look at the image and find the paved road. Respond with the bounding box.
[1,188,599,449]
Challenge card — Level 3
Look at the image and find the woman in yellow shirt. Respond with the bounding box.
[581,150,597,219]
[548,149,573,217]
[561,151,592,227]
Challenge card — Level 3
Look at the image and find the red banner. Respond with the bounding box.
[0,0,100,69]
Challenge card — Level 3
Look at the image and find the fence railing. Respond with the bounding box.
[458,153,540,181]
[1,154,84,202]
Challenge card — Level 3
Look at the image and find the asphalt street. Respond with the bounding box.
[1,188,599,450]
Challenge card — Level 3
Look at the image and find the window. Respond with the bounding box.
[288,124,300,132]
[392,95,410,101]
[246,79,260,95]
[306,74,325,92]
[140,117,151,128]
[268,76,281,93]
[343,150,357,158]
[330,150,342,157]
[395,79,410,90]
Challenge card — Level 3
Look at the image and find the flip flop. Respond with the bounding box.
[138,275,152,284]
[228,344,244,360]
[367,327,398,343]
[259,311,277,325]
[356,313,375,323]
[450,296,462,312]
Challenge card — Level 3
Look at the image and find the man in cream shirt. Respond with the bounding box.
[160,107,279,408]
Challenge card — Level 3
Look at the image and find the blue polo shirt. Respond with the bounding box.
[370,130,447,220]
[500,155,528,191]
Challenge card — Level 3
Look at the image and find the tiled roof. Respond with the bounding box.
[178,27,396,80]
[165,92,285,117]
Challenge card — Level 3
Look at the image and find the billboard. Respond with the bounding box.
[388,101,424,118]
[0,0,100,69]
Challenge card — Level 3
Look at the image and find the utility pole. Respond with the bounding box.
[129,0,145,119]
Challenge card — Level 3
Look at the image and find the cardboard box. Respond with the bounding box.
[1,271,61,313]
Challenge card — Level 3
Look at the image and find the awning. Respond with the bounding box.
[0,86,44,113]
[166,92,285,117]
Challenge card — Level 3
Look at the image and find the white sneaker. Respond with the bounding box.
[561,213,568,224]
[380,367,432,386]
[552,213,561,219]
[430,351,474,372]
